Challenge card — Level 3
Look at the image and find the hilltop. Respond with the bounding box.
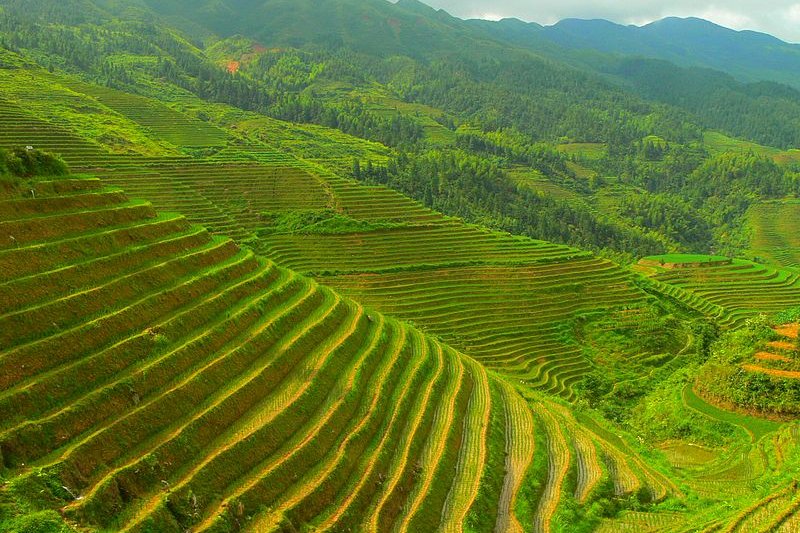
[540,17,800,88]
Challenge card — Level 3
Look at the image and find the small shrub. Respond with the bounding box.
[0,147,69,178]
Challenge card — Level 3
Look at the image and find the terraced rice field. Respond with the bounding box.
[0,79,668,400]
[739,323,800,380]
[703,131,800,166]
[534,401,674,520]
[680,475,800,532]
[717,483,800,532]
[675,384,793,511]
[0,73,691,528]
[357,90,456,144]
[597,511,684,532]
[0,96,227,192]
[61,80,230,148]
[325,259,648,399]
[647,259,800,327]
[0,176,497,530]
[0,72,669,406]
[0,99,135,167]
[0,176,678,531]
[0,69,197,156]
[261,224,584,273]
[600,423,800,532]
[92,161,334,242]
[0,90,338,243]
[508,167,587,203]
[576,307,690,379]
[555,143,607,160]
[683,386,782,444]
[7,42,800,533]
[323,173,444,224]
[748,201,800,269]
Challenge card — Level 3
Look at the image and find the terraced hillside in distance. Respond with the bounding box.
[639,254,800,327]
[0,173,679,532]
[58,79,230,150]
[0,86,793,533]
[325,259,651,400]
[110,162,673,402]
[0,87,328,243]
[748,201,800,269]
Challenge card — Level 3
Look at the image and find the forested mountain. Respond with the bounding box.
[471,17,800,149]
[473,16,800,88]
[542,17,800,88]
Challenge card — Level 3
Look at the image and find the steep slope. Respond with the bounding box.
[0,174,673,532]
[125,0,476,57]
[641,255,800,327]
[5,5,800,529]
[475,18,800,149]
[598,58,800,149]
[4,0,800,261]
[0,67,683,404]
[475,15,800,89]
[0,175,479,531]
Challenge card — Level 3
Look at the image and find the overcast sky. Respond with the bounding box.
[412,0,800,43]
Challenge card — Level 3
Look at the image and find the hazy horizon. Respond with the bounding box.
[400,0,800,43]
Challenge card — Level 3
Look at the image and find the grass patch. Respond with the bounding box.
[258,209,407,235]
[556,143,607,160]
[703,131,800,166]
[683,385,781,443]
[0,511,77,533]
[643,254,729,265]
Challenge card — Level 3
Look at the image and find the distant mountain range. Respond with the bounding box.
[130,0,800,88]
[466,14,800,88]
[527,16,800,88]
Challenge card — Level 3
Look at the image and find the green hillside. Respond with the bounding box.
[0,169,679,532]
[640,256,800,327]
[3,0,800,531]
[748,200,800,269]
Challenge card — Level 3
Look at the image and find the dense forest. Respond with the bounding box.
[356,150,667,256]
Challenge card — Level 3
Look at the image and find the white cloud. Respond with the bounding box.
[694,7,754,30]
[412,0,800,42]
[477,12,505,21]
[787,3,800,22]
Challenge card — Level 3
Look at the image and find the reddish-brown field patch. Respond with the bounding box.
[743,364,800,379]
[775,323,799,340]
[768,340,796,352]
[755,352,793,363]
